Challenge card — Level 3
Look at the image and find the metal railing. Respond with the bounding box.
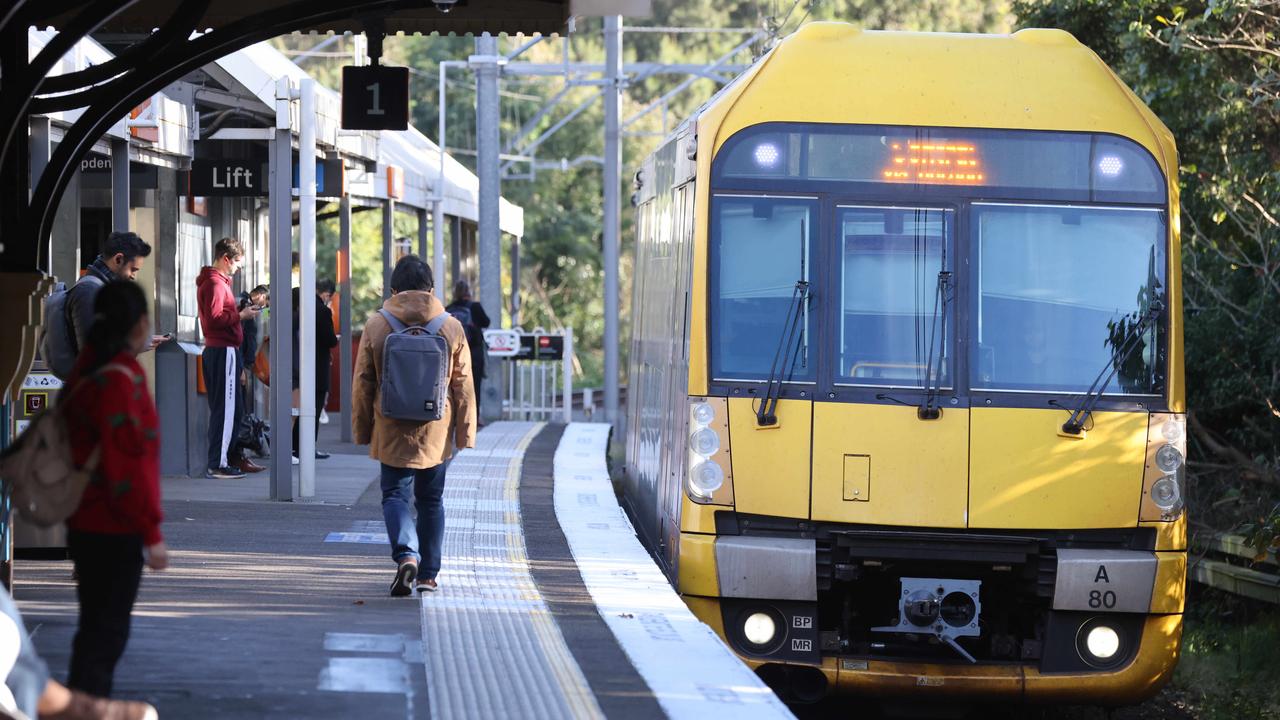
[497,328,573,423]
[1190,533,1280,604]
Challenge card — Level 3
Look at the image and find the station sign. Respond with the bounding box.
[186,156,345,197]
[11,372,63,438]
[483,329,521,358]
[341,65,410,131]
[78,154,159,189]
[188,158,267,196]
[517,334,565,362]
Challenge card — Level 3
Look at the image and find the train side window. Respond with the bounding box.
[710,195,816,382]
[835,206,953,388]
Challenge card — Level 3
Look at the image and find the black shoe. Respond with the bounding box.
[206,466,246,479]
[391,562,417,597]
[315,451,331,460]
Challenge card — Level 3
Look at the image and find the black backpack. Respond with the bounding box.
[448,303,485,355]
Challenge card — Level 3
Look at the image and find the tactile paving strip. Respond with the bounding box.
[419,422,604,720]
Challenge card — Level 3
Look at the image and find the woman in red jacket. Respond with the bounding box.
[63,280,168,698]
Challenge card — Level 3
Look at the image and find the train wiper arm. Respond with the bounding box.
[756,280,810,427]
[1060,301,1163,435]
[919,270,952,420]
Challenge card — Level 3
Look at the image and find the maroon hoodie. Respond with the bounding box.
[197,266,243,348]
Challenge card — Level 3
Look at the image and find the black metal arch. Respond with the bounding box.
[7,0,441,272]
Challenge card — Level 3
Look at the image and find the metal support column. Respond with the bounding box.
[474,34,502,320]
[382,200,394,299]
[417,207,429,260]
[603,16,623,426]
[338,195,353,443]
[268,77,294,501]
[298,78,317,498]
[111,138,130,233]
[510,234,521,327]
[432,200,446,295]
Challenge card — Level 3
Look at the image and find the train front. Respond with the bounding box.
[662,25,1185,704]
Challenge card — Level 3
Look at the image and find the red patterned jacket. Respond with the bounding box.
[64,350,164,546]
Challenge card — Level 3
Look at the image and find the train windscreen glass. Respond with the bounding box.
[973,203,1166,394]
[715,124,1165,203]
[838,207,953,388]
[710,195,817,382]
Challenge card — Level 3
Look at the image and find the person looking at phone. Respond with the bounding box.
[198,238,259,480]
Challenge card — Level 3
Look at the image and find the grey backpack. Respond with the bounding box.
[41,276,102,380]
[378,309,451,422]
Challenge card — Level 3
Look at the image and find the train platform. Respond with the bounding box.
[11,422,793,719]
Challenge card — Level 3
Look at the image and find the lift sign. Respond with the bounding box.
[342,66,410,131]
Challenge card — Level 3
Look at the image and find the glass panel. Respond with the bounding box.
[711,195,815,381]
[974,204,1165,393]
[838,207,953,387]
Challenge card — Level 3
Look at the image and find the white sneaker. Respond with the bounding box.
[291,455,300,466]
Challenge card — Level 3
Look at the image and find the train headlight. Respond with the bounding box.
[1150,475,1182,511]
[1142,413,1187,522]
[743,612,777,646]
[691,401,716,427]
[689,461,725,496]
[690,427,720,456]
[1154,444,1183,473]
[1085,625,1120,660]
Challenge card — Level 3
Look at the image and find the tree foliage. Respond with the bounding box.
[1013,0,1280,549]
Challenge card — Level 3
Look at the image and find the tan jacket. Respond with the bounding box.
[352,291,477,468]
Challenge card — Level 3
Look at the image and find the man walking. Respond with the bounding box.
[445,279,490,418]
[353,255,476,596]
[197,238,260,479]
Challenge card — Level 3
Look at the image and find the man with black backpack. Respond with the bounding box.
[445,279,490,418]
[353,255,476,596]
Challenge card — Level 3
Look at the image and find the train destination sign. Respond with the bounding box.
[342,65,410,131]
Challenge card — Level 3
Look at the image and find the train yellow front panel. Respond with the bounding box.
[969,408,1147,528]
[811,403,969,528]
[727,397,812,519]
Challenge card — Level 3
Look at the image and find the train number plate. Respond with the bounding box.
[1052,549,1157,613]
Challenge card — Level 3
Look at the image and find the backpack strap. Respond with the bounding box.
[378,309,409,333]
[425,313,449,336]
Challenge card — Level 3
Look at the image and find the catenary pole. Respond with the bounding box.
[474,34,502,328]
[603,16,622,427]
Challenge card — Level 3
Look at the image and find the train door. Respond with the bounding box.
[809,203,969,528]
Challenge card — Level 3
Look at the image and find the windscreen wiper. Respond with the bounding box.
[756,280,810,427]
[919,270,953,420]
[1059,300,1164,435]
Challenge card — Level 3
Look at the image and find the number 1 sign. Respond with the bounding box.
[341,66,410,131]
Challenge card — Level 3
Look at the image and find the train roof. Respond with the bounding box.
[696,23,1177,176]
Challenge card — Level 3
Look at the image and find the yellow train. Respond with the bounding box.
[624,24,1186,704]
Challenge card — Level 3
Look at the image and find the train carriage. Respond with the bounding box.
[624,23,1186,704]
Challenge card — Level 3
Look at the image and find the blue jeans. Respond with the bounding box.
[380,462,448,579]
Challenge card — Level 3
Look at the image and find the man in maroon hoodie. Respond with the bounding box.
[198,237,261,479]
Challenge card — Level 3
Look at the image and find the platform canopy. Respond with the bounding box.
[26,0,655,36]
